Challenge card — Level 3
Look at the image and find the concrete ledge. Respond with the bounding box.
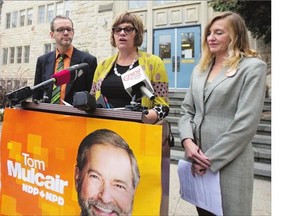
[254,161,271,178]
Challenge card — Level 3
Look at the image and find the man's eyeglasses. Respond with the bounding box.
[112,27,136,35]
[55,27,74,33]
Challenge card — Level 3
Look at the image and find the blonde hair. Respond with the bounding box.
[110,11,144,47]
[199,11,259,71]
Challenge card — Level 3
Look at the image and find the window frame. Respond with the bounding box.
[17,46,22,63]
[2,48,8,65]
[11,11,18,28]
[38,5,45,24]
[128,0,147,9]
[47,3,54,22]
[24,46,30,63]
[20,9,26,26]
[6,12,11,29]
[10,47,15,64]
[27,8,33,25]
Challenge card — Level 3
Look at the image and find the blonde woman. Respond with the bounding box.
[178,12,267,216]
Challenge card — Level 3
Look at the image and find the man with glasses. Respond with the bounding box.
[33,15,97,105]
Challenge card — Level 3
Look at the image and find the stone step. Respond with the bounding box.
[169,94,271,101]
[167,108,271,124]
[169,93,271,101]
[168,91,186,99]
[171,137,271,160]
[170,127,271,146]
[166,116,179,124]
[254,161,271,178]
[169,100,183,107]
[170,147,271,161]
[260,111,271,123]
[170,124,271,136]
[253,147,271,162]
[252,134,271,148]
[170,149,271,178]
[168,119,271,132]
[168,90,271,178]
[167,108,183,116]
[258,123,271,133]
[170,148,185,162]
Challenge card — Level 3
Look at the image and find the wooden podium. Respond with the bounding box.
[0,102,170,215]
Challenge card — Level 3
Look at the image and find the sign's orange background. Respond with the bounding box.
[0,108,162,215]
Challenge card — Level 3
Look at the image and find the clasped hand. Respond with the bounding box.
[183,139,210,176]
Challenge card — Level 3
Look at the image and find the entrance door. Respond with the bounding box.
[154,26,201,89]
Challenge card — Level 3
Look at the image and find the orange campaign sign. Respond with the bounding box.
[0,108,163,215]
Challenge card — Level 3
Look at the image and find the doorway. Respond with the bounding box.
[154,26,201,89]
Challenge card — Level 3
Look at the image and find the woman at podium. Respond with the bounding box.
[90,12,169,124]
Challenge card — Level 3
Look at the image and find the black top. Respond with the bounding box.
[101,61,139,108]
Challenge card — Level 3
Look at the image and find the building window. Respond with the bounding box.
[159,35,171,59]
[56,2,64,15]
[3,48,8,65]
[128,0,147,9]
[47,3,54,22]
[17,46,22,63]
[154,0,177,5]
[38,5,45,24]
[6,13,11,29]
[64,0,71,16]
[11,11,18,28]
[24,46,30,63]
[27,8,33,25]
[10,47,15,64]
[44,44,52,54]
[20,10,25,26]
[181,32,195,59]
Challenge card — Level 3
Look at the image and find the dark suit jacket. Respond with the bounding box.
[33,47,97,104]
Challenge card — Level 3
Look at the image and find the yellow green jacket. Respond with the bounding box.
[90,51,169,109]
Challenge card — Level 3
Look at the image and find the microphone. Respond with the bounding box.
[73,92,110,112]
[51,63,88,86]
[73,91,99,111]
[5,63,88,106]
[5,86,33,106]
[121,66,155,101]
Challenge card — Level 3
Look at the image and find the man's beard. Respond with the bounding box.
[79,197,131,216]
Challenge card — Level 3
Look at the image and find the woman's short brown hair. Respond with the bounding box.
[110,12,144,47]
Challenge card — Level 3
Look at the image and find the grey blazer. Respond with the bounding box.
[178,57,267,215]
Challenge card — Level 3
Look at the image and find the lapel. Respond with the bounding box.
[203,64,239,104]
[194,64,211,114]
[196,57,242,110]
[65,48,79,95]
[45,52,56,81]
[203,66,228,103]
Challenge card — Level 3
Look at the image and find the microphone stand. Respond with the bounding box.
[5,79,56,107]
[125,95,149,115]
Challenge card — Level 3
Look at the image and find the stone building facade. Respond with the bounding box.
[0,0,271,101]
[0,1,115,90]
